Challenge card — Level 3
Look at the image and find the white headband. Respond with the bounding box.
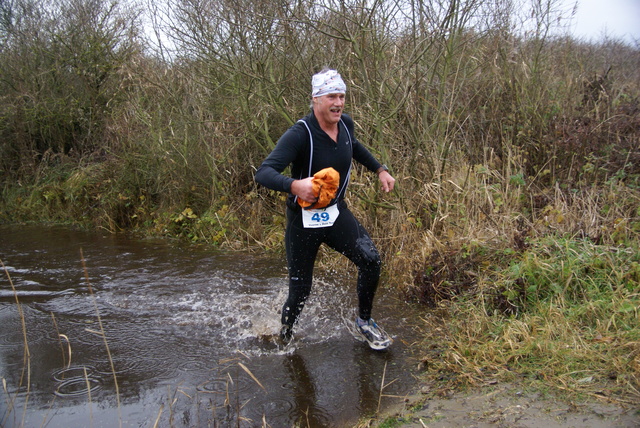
[311,69,347,97]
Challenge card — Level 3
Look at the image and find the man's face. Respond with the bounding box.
[313,93,345,126]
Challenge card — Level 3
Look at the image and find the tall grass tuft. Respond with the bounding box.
[1,260,32,427]
[416,235,639,402]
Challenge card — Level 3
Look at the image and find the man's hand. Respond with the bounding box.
[378,171,395,193]
[291,177,318,204]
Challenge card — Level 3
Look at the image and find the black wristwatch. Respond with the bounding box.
[376,164,389,175]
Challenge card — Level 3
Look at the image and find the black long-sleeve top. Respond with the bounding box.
[255,111,382,208]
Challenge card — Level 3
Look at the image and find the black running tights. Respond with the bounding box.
[281,204,381,328]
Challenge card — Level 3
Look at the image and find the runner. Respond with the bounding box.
[254,69,395,350]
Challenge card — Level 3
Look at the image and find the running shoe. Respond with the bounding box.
[280,324,293,344]
[354,317,392,350]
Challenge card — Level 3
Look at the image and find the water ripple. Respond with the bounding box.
[51,365,103,398]
[196,373,254,396]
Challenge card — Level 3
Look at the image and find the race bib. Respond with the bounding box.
[301,204,340,228]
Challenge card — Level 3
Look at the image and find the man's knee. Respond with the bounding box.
[356,236,381,266]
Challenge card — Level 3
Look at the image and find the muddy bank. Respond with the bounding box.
[375,383,640,427]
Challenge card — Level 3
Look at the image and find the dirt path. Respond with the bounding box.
[378,383,640,427]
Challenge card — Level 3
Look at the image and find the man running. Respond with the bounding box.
[254,69,395,350]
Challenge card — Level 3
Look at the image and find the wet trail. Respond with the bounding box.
[0,225,423,427]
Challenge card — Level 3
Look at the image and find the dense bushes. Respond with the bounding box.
[0,0,139,172]
[0,0,638,253]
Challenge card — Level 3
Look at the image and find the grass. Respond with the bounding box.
[4,140,638,426]
[410,234,640,405]
[1,260,31,427]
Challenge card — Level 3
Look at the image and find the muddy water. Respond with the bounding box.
[0,225,423,427]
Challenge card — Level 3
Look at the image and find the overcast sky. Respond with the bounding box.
[569,0,640,44]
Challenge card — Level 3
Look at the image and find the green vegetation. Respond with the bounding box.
[413,236,639,402]
[1,0,638,411]
[375,416,412,428]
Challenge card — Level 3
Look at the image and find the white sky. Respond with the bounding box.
[569,0,640,44]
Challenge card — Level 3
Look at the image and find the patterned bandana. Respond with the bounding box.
[311,69,347,97]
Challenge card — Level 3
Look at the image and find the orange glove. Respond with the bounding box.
[298,167,340,209]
